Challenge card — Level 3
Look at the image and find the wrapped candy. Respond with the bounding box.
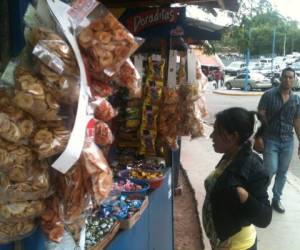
[85,216,117,248]
[111,179,143,194]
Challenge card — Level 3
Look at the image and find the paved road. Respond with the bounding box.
[204,81,300,179]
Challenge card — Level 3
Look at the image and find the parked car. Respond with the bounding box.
[225,61,246,76]
[225,72,272,91]
[271,72,300,91]
[290,61,300,76]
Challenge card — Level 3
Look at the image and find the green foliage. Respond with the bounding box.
[213,0,300,56]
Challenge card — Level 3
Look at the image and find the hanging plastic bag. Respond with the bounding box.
[81,129,113,205]
[0,219,36,244]
[14,67,61,121]
[32,125,70,159]
[0,200,45,222]
[77,4,140,76]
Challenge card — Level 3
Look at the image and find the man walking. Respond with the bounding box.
[258,67,300,213]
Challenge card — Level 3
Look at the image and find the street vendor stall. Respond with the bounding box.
[0,1,239,250]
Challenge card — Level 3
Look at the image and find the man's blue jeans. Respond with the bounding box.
[263,138,294,202]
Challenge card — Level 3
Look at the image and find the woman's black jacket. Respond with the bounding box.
[210,143,272,241]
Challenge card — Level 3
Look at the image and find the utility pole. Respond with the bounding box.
[271,29,276,74]
[283,33,286,56]
[244,1,252,91]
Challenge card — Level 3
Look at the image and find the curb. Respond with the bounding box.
[213,90,264,96]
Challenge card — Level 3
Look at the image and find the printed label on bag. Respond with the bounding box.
[67,0,99,26]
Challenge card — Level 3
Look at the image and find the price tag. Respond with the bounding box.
[167,50,177,88]
[67,0,99,27]
[187,49,197,84]
[47,0,91,173]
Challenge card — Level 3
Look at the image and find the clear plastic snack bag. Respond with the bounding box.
[0,200,45,222]
[0,219,37,244]
[77,4,141,76]
[32,125,70,159]
[81,137,113,205]
[14,67,61,121]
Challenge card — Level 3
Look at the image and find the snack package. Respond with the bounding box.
[81,140,113,205]
[139,129,157,156]
[33,39,78,76]
[32,126,70,159]
[0,111,34,144]
[0,219,36,244]
[14,67,61,121]
[163,87,180,105]
[0,142,35,183]
[148,56,165,80]
[38,62,79,105]
[41,197,64,243]
[142,104,159,130]
[144,79,164,105]
[158,88,180,149]
[0,200,45,222]
[65,217,86,245]
[77,6,140,76]
[57,162,90,223]
[94,121,114,146]
[113,59,141,97]
[0,162,52,204]
[179,83,199,102]
[28,27,62,48]
[92,98,117,122]
[89,78,114,98]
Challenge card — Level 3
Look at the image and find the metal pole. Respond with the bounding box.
[283,33,286,56]
[244,29,251,91]
[271,29,276,74]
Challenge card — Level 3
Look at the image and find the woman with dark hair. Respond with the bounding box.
[203,107,272,250]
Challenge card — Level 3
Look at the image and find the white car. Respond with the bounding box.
[225,72,272,91]
[225,61,246,76]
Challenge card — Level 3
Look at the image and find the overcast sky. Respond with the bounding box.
[271,0,300,22]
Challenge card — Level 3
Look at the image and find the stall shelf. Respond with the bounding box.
[106,169,173,250]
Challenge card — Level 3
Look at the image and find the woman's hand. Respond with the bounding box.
[236,186,249,203]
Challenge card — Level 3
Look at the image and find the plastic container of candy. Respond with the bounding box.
[117,169,165,190]
[112,178,149,196]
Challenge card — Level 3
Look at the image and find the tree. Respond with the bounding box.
[213,1,300,56]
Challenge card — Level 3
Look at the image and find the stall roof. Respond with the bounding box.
[101,0,239,12]
[119,7,223,40]
[194,49,225,68]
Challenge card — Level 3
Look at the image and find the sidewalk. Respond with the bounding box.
[181,125,300,250]
[213,89,264,96]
